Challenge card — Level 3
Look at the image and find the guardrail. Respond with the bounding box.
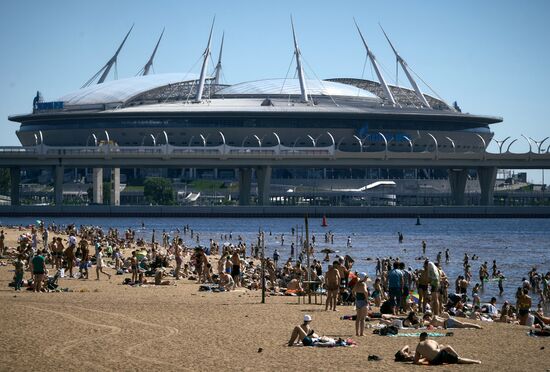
[2,143,550,164]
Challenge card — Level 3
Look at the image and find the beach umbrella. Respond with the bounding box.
[320,248,335,254]
[408,291,420,304]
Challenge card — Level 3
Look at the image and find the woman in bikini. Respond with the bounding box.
[352,272,370,336]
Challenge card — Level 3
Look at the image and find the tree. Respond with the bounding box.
[144,177,174,205]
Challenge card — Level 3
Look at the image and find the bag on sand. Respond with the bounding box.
[378,325,399,336]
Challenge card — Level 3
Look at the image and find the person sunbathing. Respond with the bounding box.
[423,313,482,329]
[288,315,317,346]
[413,332,481,365]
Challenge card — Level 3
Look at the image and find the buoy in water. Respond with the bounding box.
[321,215,328,227]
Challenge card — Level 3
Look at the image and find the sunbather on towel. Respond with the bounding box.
[413,332,481,365]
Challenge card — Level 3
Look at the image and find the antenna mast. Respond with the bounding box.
[213,32,224,85]
[353,19,395,105]
[291,16,309,103]
[141,28,165,76]
[195,17,215,103]
[379,24,431,108]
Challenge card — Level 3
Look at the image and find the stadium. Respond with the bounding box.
[7,20,504,205]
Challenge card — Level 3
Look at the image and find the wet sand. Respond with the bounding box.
[0,227,548,371]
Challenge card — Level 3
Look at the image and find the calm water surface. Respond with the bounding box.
[2,216,549,304]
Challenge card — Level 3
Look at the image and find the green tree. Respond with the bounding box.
[0,168,10,195]
[144,177,174,205]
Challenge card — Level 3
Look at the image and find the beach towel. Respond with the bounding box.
[388,332,447,337]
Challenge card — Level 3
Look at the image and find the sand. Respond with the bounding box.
[0,227,548,371]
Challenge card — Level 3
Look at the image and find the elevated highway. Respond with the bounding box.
[2,143,550,206]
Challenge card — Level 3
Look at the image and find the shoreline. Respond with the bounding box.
[2,205,550,218]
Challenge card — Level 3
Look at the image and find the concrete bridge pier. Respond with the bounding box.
[9,167,20,206]
[110,167,120,206]
[448,168,468,205]
[477,167,497,205]
[54,165,64,205]
[92,168,103,204]
[256,165,272,206]
[238,168,252,205]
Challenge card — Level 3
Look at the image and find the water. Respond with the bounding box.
[2,216,549,304]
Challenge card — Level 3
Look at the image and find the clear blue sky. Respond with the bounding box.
[1,0,549,181]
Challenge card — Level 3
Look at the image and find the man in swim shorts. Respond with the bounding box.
[325,263,341,311]
[413,332,481,365]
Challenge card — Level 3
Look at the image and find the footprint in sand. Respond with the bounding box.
[66,305,179,367]
[21,304,121,372]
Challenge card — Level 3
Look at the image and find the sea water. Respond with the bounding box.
[2,216,549,304]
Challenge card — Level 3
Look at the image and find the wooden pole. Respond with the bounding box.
[261,230,266,304]
[305,214,311,304]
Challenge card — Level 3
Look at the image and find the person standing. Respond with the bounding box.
[273,249,280,268]
[0,230,5,256]
[388,261,404,315]
[13,254,25,291]
[325,263,340,311]
[352,272,370,336]
[79,240,90,279]
[31,250,47,292]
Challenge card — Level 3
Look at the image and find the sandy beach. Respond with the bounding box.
[0,227,548,371]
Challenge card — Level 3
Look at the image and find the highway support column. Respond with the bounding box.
[238,168,252,206]
[477,167,497,206]
[54,165,64,206]
[448,168,468,205]
[110,167,120,206]
[92,168,103,204]
[256,165,272,206]
[10,167,20,206]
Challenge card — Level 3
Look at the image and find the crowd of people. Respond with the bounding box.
[2,221,549,365]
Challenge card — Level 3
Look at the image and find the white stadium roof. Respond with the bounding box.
[58,73,199,106]
[216,78,379,99]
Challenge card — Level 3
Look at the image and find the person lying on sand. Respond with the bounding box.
[423,313,482,329]
[413,332,481,365]
[288,315,317,346]
[394,345,415,362]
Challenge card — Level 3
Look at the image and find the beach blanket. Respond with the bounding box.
[388,332,447,337]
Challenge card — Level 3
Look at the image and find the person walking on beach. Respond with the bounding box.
[95,247,111,280]
[325,263,340,311]
[422,240,427,255]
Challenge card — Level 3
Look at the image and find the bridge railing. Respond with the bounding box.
[3,143,550,162]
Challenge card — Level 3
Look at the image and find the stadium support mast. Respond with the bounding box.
[353,19,395,106]
[213,32,224,85]
[82,25,134,88]
[140,28,165,76]
[380,25,431,108]
[291,16,309,103]
[195,18,215,103]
